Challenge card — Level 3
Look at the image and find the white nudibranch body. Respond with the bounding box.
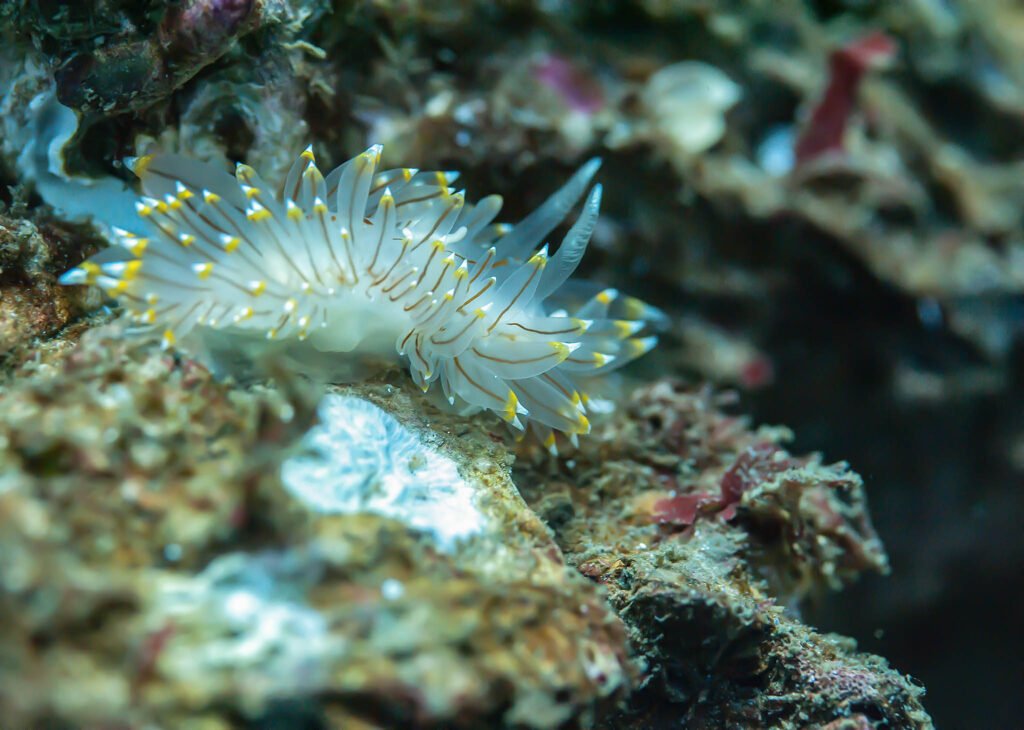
[61,145,663,448]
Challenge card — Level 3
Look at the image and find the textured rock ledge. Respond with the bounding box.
[0,332,634,728]
[516,382,929,728]
[0,330,929,728]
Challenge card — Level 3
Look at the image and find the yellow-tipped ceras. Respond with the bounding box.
[61,144,665,447]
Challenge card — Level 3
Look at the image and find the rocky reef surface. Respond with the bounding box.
[0,328,926,727]
[8,0,1020,727]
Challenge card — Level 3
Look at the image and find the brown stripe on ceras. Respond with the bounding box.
[430,311,479,346]
[409,198,460,252]
[453,356,504,406]
[471,346,559,366]
[506,321,584,336]
[367,237,410,291]
[366,195,395,275]
[487,264,541,334]
[508,377,574,426]
[456,275,496,313]
[313,205,349,285]
[246,192,313,285]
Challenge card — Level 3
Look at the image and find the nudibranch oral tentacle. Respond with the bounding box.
[61,145,664,448]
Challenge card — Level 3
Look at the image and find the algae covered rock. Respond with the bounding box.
[0,330,929,727]
[0,209,104,359]
[0,334,635,728]
[514,381,927,728]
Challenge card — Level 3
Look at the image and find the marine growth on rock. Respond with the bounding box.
[60,145,663,447]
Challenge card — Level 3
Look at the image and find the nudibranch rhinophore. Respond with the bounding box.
[61,145,663,450]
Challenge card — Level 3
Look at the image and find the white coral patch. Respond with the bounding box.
[641,61,741,159]
[153,552,337,690]
[281,394,486,551]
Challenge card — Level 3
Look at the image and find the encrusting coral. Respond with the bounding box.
[60,145,664,447]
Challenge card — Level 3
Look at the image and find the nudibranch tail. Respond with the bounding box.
[61,144,664,448]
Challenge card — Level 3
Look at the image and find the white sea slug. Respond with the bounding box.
[61,145,663,449]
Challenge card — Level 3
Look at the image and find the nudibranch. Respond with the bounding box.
[61,145,663,448]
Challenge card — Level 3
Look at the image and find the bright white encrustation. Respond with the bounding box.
[281,394,485,551]
[153,551,337,690]
[60,144,663,448]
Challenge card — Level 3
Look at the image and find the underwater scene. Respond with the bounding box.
[0,1,1020,728]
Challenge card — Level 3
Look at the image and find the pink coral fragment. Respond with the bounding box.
[652,492,720,525]
[533,54,605,114]
[652,443,791,526]
[794,31,897,165]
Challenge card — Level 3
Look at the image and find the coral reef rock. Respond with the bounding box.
[0,333,635,728]
[0,327,929,727]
